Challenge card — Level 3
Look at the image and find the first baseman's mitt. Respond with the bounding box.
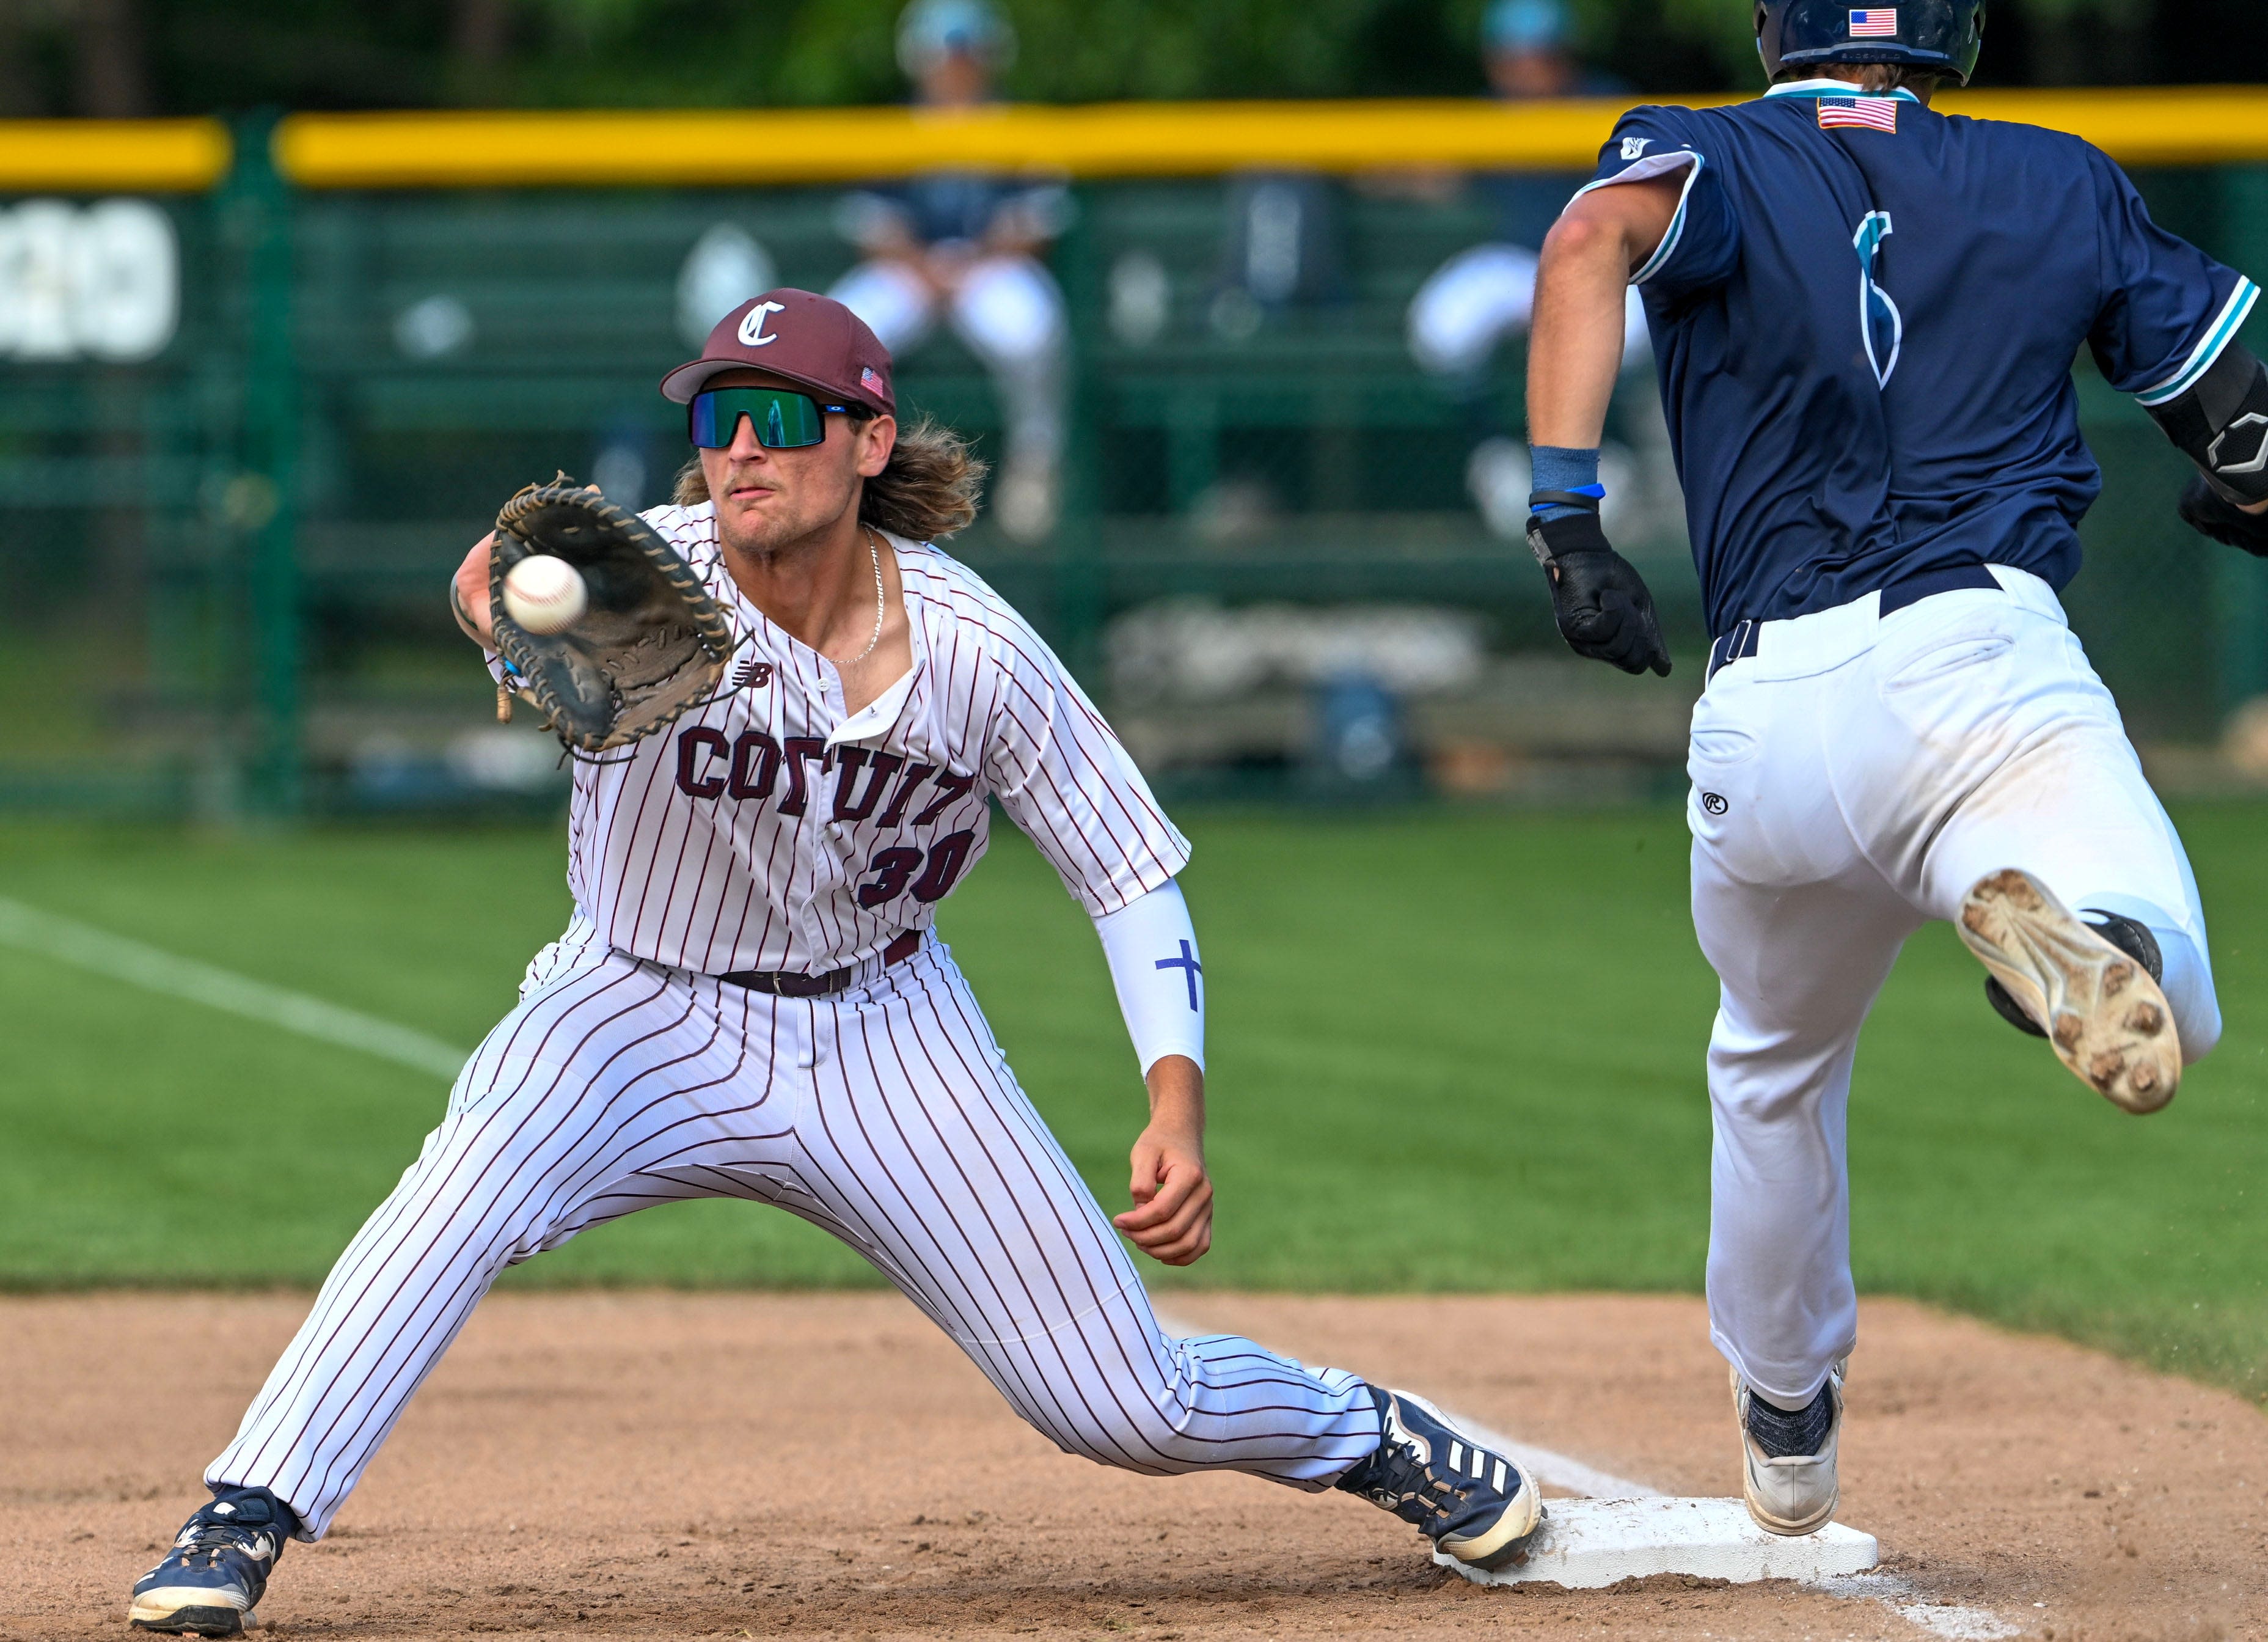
[489,477,736,753]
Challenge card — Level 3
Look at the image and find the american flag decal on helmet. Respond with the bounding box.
[1848,8,1899,36]
[1818,96,1901,133]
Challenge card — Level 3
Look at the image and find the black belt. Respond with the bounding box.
[1706,618,1761,681]
[1708,562,1999,682]
[1878,559,1999,616]
[717,929,923,997]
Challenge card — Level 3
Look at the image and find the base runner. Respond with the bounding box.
[1523,0,2264,1536]
[123,290,1540,1635]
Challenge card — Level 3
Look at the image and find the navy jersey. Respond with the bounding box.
[1587,80,2258,636]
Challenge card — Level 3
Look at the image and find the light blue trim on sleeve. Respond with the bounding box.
[2136,279,2260,408]
[1567,150,1706,287]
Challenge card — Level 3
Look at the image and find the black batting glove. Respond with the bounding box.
[1526,503,1672,677]
[2179,474,2268,557]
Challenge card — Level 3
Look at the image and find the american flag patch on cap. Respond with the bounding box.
[1848,8,1899,36]
[1819,95,1900,133]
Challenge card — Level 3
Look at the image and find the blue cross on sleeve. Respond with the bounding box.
[1154,940,1202,1011]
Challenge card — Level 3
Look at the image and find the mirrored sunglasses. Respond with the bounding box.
[687,386,850,450]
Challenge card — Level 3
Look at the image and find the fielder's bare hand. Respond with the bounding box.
[1114,1055,1213,1266]
[452,532,498,646]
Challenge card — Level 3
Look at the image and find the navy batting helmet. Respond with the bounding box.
[1755,0,1986,86]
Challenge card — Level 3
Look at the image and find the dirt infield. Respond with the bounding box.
[5,1291,2263,1642]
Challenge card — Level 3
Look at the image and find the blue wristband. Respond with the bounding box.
[1529,446,1603,521]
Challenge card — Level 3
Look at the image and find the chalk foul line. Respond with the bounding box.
[0,895,470,1082]
[1815,1574,2024,1640]
[1414,1404,1661,1503]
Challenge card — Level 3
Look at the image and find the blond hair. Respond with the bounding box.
[671,414,987,541]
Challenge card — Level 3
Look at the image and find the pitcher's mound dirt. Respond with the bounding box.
[5,1292,2261,1642]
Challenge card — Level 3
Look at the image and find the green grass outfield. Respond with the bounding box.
[2,807,2265,1402]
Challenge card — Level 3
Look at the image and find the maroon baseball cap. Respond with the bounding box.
[658,288,895,416]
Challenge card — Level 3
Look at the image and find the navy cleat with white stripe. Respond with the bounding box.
[1333,1384,1543,1569]
[127,1487,294,1636]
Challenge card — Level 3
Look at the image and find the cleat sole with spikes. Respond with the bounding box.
[1958,868,2179,1115]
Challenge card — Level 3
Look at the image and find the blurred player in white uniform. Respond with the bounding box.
[123,289,1543,1637]
[830,0,1067,542]
[1403,0,1653,539]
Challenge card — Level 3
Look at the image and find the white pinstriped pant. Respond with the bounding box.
[210,925,1380,1538]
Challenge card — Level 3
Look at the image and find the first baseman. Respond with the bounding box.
[124,289,1541,1635]
[1523,0,2263,1534]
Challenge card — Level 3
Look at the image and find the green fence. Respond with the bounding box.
[2,126,2264,815]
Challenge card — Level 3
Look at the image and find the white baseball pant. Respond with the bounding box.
[1686,566,2221,1407]
[209,929,1379,1537]
[830,255,1067,464]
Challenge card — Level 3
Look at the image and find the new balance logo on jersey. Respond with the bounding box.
[728,658,774,690]
[1620,137,1652,160]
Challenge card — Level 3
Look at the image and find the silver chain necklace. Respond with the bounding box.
[846,530,885,665]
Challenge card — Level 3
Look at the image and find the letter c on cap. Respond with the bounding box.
[737,300,786,347]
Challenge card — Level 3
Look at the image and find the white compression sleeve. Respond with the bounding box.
[1093,879,1205,1076]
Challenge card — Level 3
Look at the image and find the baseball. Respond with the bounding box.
[502,554,587,635]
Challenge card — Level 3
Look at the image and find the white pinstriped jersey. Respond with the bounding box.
[547,508,1189,977]
[213,515,1384,1548]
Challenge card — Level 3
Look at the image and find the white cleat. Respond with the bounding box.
[1733,1365,1841,1538]
[1957,867,2180,1114]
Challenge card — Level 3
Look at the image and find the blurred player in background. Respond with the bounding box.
[1403,0,1655,540]
[830,0,1068,543]
[1524,0,2261,1538]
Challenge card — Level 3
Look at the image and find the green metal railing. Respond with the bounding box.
[0,114,2263,815]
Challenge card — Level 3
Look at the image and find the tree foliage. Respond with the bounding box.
[4,0,2257,119]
